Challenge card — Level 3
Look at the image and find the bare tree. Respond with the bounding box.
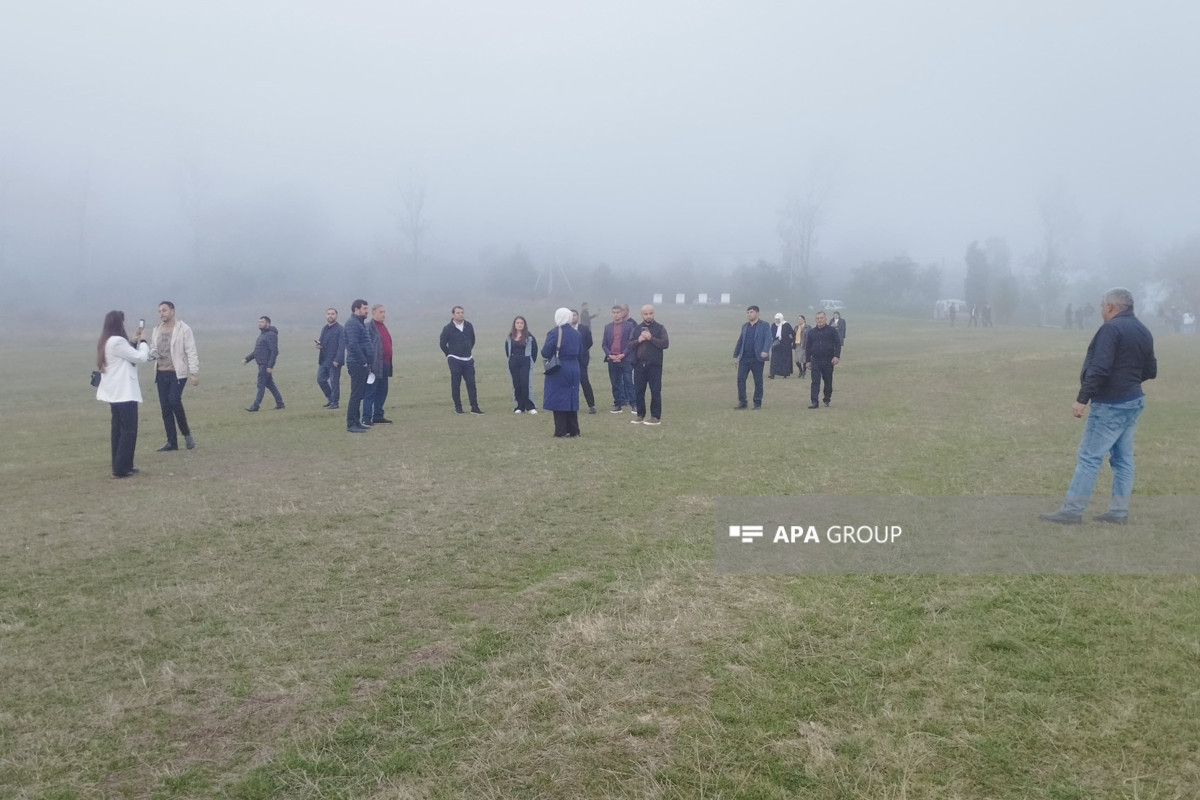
[397,175,429,274]
[1030,179,1079,325]
[777,169,834,296]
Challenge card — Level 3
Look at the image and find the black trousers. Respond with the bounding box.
[553,410,580,437]
[447,357,478,411]
[346,364,368,428]
[578,359,595,409]
[633,362,663,419]
[810,360,834,403]
[155,371,190,447]
[509,357,535,411]
[110,401,138,476]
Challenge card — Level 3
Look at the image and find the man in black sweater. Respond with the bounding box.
[439,305,483,414]
[1040,287,1157,525]
[243,316,284,411]
[803,311,842,409]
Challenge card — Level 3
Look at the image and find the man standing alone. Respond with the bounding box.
[244,316,284,411]
[363,304,393,425]
[150,300,199,451]
[627,304,668,425]
[804,311,842,409]
[1040,288,1157,525]
[344,299,374,433]
[440,306,483,414]
[316,307,344,409]
[733,305,771,409]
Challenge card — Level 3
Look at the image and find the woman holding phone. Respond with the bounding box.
[96,310,150,478]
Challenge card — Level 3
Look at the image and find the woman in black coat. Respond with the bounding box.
[769,313,795,378]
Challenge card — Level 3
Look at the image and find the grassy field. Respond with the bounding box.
[1,306,1198,799]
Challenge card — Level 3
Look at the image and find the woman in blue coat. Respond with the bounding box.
[542,307,582,438]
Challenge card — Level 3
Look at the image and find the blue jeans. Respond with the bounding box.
[737,358,764,406]
[1061,397,1144,515]
[317,362,341,404]
[253,365,283,409]
[363,370,388,421]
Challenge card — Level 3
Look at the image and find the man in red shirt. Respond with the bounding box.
[363,304,394,425]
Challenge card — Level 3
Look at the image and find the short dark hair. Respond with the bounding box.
[747,305,760,312]
[451,305,464,314]
[259,315,271,324]
[158,300,175,310]
[326,307,337,314]
[351,299,368,312]
[611,305,622,311]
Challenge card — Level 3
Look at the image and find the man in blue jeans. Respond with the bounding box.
[1040,288,1157,525]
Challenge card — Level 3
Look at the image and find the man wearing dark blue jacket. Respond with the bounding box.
[733,305,772,409]
[803,311,842,409]
[1040,288,1157,525]
[316,307,344,409]
[343,299,374,433]
[244,316,284,411]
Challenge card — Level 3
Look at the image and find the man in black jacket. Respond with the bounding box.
[803,311,842,409]
[316,307,344,409]
[627,304,669,425]
[343,299,374,433]
[1040,288,1157,525]
[244,316,284,411]
[439,305,483,414]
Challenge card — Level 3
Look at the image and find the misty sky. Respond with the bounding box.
[2,0,1197,276]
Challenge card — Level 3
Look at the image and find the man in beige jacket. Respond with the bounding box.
[149,300,200,451]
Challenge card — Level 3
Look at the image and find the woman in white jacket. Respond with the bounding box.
[96,310,150,478]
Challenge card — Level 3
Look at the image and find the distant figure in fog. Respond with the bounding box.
[831,311,847,343]
[983,304,993,327]
[948,303,956,327]
[1064,303,1074,329]
[96,310,150,478]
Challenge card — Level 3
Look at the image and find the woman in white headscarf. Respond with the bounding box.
[541,307,583,437]
[769,312,795,378]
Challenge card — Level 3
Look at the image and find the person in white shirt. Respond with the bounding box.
[96,310,151,478]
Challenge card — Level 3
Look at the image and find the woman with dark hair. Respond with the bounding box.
[542,307,582,437]
[505,316,539,413]
[96,310,150,478]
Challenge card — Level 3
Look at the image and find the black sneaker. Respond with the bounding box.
[157,444,178,452]
[808,403,819,409]
[245,406,259,412]
[470,407,484,415]
[272,404,285,410]
[1038,510,1083,525]
[372,417,393,424]
[734,403,748,410]
[455,408,465,414]
[1093,511,1129,525]
[347,425,369,433]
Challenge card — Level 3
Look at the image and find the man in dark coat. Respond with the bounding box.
[803,310,842,409]
[733,305,771,409]
[316,307,344,409]
[439,305,483,414]
[244,316,284,411]
[343,299,374,432]
[1040,288,1157,525]
[627,304,669,425]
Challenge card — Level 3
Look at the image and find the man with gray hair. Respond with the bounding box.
[1040,288,1157,525]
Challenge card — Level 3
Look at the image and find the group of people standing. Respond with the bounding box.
[733,306,844,410]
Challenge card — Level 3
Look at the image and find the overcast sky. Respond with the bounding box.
[2,0,1197,276]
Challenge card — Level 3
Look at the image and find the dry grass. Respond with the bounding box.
[1,308,1198,798]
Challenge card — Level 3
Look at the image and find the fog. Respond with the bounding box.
[2,0,1198,316]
